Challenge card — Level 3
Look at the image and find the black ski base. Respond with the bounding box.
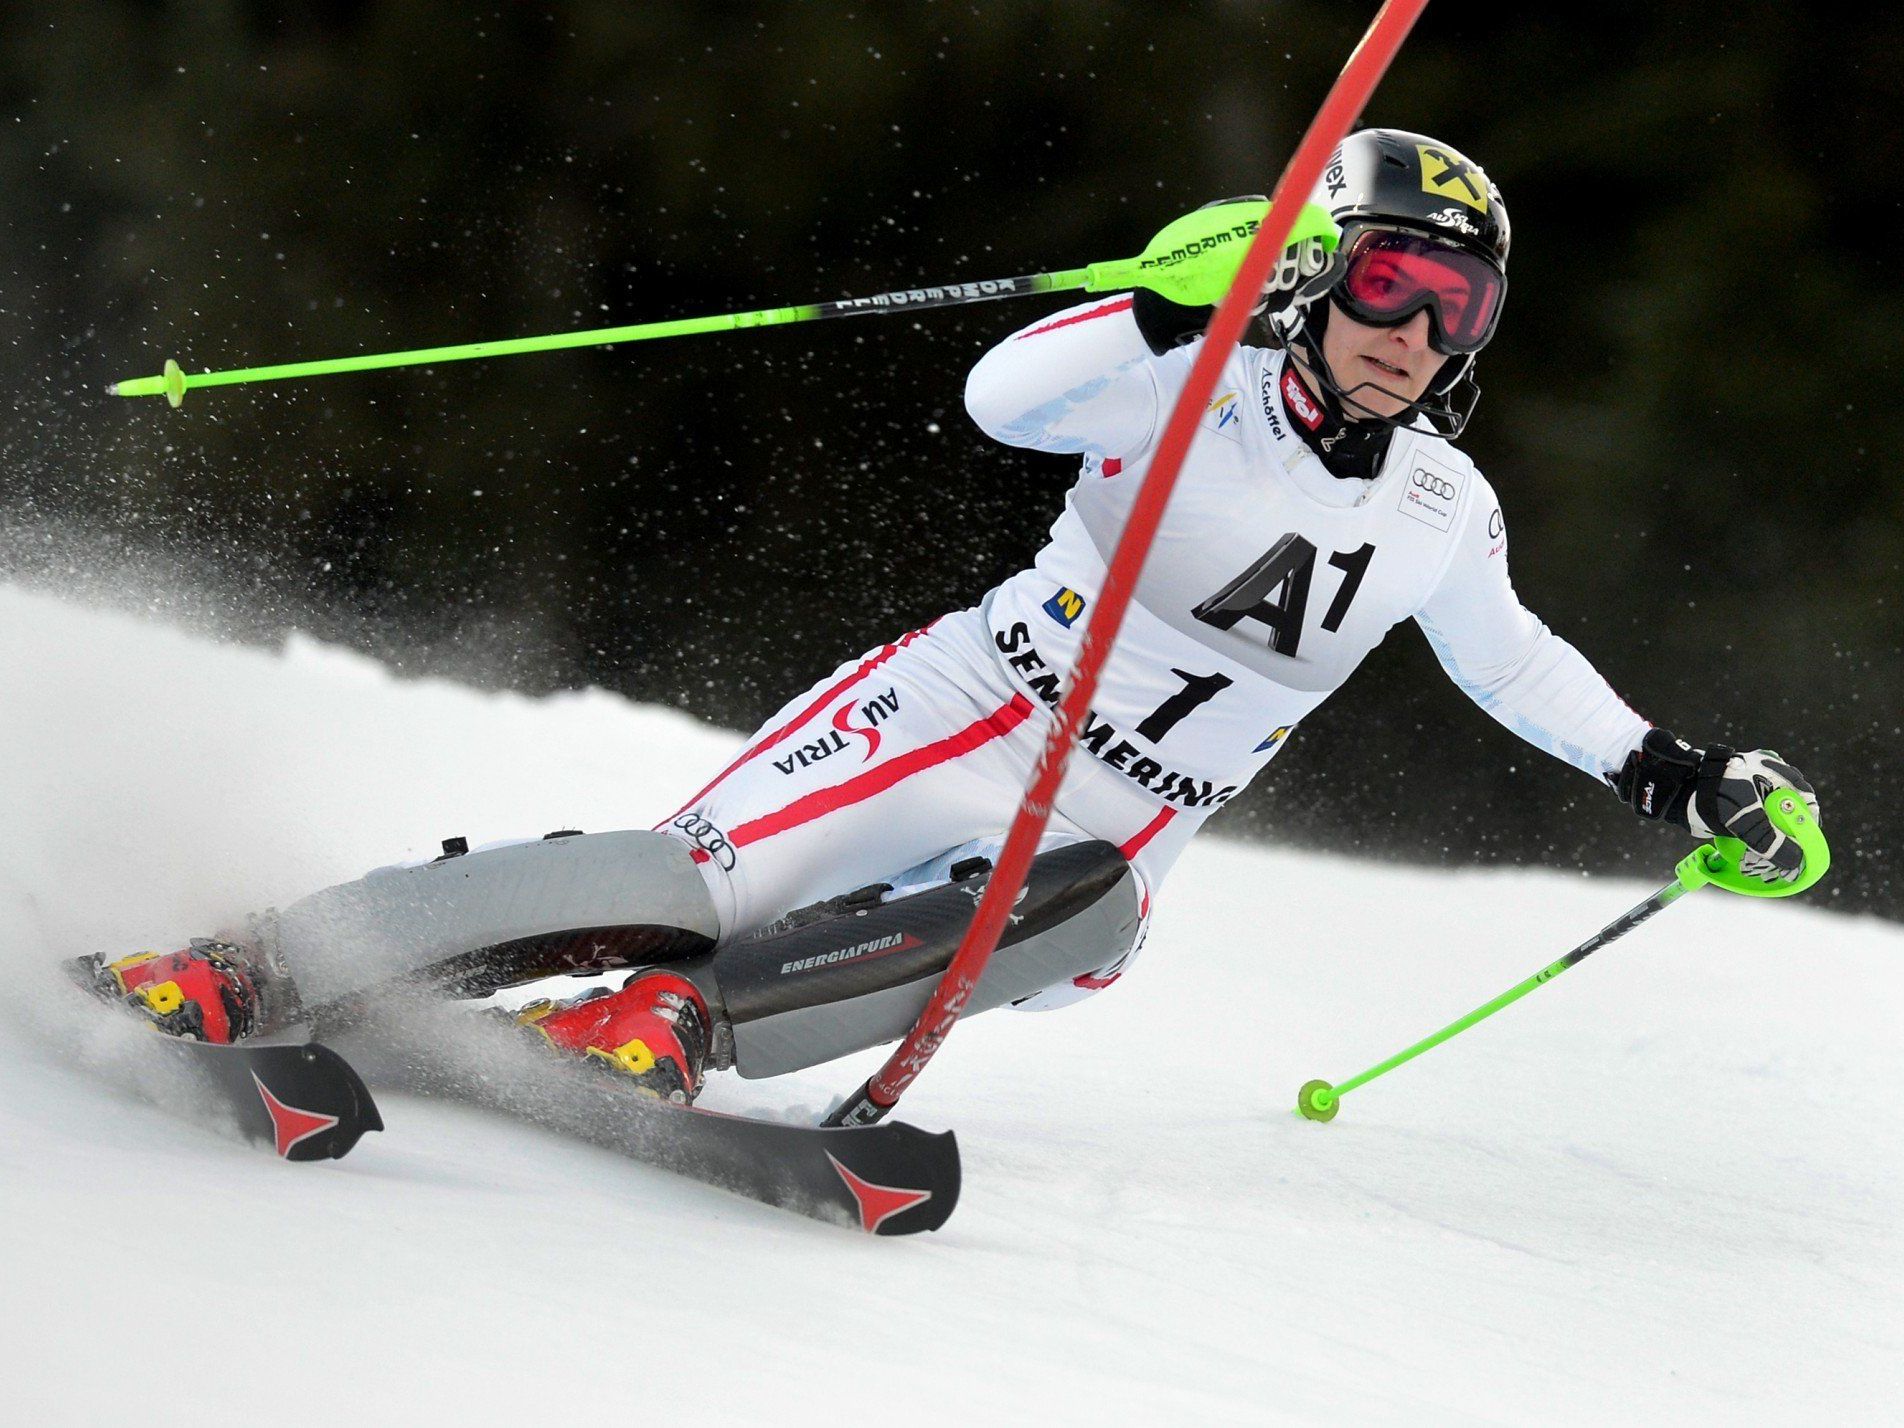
[338,1005,959,1234]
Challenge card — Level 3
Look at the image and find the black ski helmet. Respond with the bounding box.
[1271,128,1510,436]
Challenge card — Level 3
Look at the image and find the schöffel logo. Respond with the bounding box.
[1042,586,1087,627]
[1259,367,1287,440]
[780,930,922,976]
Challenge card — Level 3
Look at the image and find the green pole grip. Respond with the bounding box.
[1084,199,1341,306]
[1674,786,1830,897]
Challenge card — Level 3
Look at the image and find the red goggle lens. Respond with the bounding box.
[1337,230,1505,355]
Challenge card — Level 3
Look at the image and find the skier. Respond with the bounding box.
[83,129,1820,1104]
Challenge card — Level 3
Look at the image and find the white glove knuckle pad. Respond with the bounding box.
[1692,750,1811,882]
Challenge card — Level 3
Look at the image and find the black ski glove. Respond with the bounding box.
[1613,728,1822,883]
[1129,194,1270,355]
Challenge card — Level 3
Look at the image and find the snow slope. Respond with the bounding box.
[2,583,1899,1424]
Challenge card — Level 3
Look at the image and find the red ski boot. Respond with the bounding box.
[80,939,267,1044]
[514,970,711,1103]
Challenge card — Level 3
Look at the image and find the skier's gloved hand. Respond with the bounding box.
[1130,194,1270,355]
[1614,728,1822,883]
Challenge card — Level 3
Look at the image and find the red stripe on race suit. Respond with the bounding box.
[729,695,1036,849]
[1117,806,1175,860]
[1101,457,1123,478]
[1072,812,1171,993]
[1014,295,1134,341]
[660,623,934,826]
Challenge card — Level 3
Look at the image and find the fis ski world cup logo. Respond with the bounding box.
[1043,586,1086,628]
[1417,145,1489,213]
[1204,390,1242,440]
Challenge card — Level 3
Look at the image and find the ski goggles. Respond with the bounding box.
[1332,226,1506,356]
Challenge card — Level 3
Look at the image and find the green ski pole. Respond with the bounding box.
[108,199,1338,408]
[1296,787,1830,1123]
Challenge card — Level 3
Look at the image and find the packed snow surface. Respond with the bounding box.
[2,583,1899,1423]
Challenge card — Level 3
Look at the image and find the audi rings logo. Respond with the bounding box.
[1411,469,1457,501]
[672,813,737,871]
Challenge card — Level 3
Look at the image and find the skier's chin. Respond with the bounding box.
[1338,358,1426,421]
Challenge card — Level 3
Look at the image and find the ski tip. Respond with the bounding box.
[265,1042,384,1160]
[820,1125,959,1236]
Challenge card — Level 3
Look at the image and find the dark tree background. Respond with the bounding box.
[2,3,1897,916]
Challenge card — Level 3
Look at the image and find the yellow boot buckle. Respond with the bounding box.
[585,1037,658,1078]
[135,981,185,1016]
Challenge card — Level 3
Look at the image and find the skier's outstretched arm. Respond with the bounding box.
[1413,485,1647,782]
[1416,483,1822,881]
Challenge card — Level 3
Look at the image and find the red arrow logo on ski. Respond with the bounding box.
[252,1072,340,1158]
[825,1151,932,1233]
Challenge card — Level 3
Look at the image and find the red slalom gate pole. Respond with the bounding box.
[823,0,1433,1129]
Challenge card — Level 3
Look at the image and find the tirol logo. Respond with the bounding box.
[1398,461,1464,532]
[1042,586,1086,628]
[1417,144,1489,213]
[1280,366,1324,431]
[773,689,900,773]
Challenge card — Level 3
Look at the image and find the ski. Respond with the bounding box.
[78,1032,383,1162]
[67,960,384,1161]
[337,1005,959,1235]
